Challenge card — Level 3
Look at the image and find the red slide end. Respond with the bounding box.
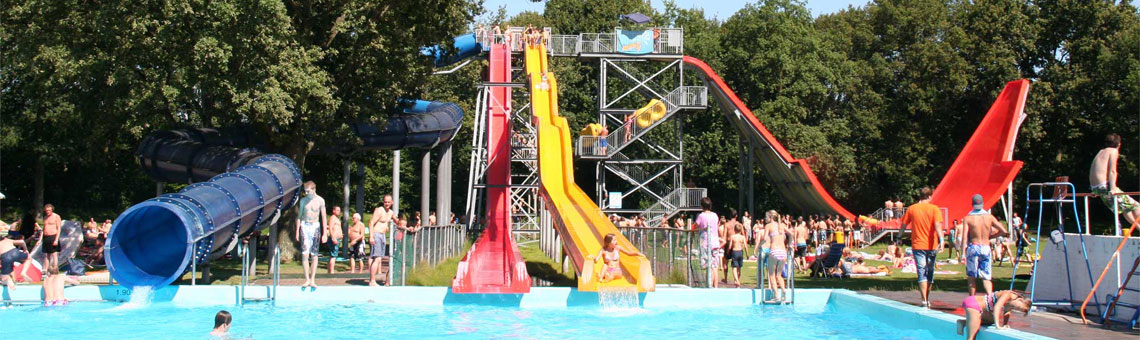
[931,80,1029,222]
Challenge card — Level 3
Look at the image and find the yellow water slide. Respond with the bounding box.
[524,43,655,292]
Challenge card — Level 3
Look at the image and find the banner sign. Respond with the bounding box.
[617,30,654,55]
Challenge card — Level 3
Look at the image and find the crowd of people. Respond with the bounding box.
[290,181,462,288]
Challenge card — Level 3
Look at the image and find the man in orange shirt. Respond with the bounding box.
[901,187,944,309]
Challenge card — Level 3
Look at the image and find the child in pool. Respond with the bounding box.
[588,233,642,283]
[956,290,1032,340]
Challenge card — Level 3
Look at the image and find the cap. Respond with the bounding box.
[972,194,984,210]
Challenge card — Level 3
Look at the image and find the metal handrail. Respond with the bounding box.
[643,188,707,229]
[1079,217,1139,324]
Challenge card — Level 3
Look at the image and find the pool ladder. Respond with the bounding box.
[238,243,280,305]
[756,250,795,305]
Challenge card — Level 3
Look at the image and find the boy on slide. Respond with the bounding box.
[588,233,642,283]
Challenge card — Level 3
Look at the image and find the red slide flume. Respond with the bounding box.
[451,43,530,293]
[930,80,1029,222]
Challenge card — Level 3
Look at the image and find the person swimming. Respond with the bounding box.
[588,233,642,283]
[956,290,1032,340]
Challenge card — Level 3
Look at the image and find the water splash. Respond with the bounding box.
[598,286,640,312]
[113,286,154,310]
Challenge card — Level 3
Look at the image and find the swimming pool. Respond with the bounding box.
[0,287,1052,339]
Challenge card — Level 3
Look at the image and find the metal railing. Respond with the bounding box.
[548,34,579,56]
[577,28,684,55]
[576,135,607,157]
[578,33,616,54]
[644,188,707,229]
[577,89,691,158]
[664,86,708,108]
[653,28,684,55]
[617,226,705,287]
[388,224,468,286]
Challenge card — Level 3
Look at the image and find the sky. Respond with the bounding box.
[478,0,871,21]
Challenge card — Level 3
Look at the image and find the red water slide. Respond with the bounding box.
[451,44,530,293]
[683,56,855,220]
[930,80,1029,222]
[683,56,1028,222]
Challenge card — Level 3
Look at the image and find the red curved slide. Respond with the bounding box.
[931,80,1029,222]
[683,56,855,220]
[683,56,1028,222]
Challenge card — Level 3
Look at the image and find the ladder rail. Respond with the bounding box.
[1080,217,1139,324]
[1015,181,1101,316]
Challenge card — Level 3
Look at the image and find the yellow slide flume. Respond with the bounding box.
[524,43,655,292]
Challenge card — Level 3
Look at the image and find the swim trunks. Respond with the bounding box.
[1,248,28,275]
[300,221,320,256]
[1092,185,1139,215]
[370,232,387,258]
[795,244,807,257]
[348,240,365,260]
[730,250,743,268]
[965,243,992,280]
[41,234,60,254]
[327,239,341,258]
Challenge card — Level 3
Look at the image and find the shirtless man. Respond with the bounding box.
[368,194,395,286]
[722,209,742,282]
[98,219,112,236]
[0,233,31,290]
[1090,133,1139,224]
[794,218,810,273]
[759,210,792,302]
[959,194,1008,296]
[727,224,748,287]
[325,206,343,274]
[41,204,62,273]
[294,181,327,289]
[346,213,366,273]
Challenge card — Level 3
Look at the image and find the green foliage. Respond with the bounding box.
[1,0,1136,236]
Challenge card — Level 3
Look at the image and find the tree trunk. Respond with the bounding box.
[33,155,44,210]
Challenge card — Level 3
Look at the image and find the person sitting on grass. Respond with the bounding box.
[588,233,641,283]
[845,258,891,275]
[957,290,1033,340]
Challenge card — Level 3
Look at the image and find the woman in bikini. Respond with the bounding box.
[588,233,642,283]
[957,290,1033,340]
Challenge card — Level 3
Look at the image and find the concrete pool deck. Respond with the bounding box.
[863,290,1138,340]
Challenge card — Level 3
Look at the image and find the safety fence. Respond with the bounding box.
[616,226,719,288]
[388,224,468,286]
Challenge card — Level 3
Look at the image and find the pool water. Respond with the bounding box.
[1,300,949,339]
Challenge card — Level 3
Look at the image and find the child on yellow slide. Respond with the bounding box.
[588,233,642,283]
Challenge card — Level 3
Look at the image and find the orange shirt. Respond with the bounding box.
[902,202,943,250]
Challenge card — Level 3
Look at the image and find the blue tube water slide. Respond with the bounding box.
[108,154,301,287]
[352,99,465,150]
[422,33,482,67]
[110,34,477,288]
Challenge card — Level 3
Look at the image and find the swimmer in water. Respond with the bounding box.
[588,233,641,283]
[211,310,232,339]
